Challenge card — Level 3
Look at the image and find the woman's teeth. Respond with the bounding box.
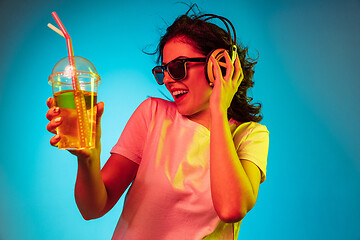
[173,90,189,98]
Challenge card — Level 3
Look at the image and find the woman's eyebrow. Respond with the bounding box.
[162,56,188,65]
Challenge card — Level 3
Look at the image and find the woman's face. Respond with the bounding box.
[162,37,213,121]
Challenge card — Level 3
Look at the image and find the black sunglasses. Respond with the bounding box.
[152,57,206,85]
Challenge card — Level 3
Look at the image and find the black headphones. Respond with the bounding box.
[195,14,238,86]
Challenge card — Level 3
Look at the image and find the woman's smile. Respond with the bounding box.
[162,37,213,123]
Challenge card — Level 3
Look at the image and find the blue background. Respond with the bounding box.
[0,0,359,239]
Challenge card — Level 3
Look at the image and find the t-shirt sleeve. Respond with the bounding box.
[110,98,153,165]
[234,123,269,183]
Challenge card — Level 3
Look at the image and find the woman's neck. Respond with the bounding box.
[186,109,211,130]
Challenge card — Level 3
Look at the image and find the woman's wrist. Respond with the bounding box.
[210,106,228,121]
[76,150,100,169]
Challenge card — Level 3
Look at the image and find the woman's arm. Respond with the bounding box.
[209,112,261,223]
[75,153,138,220]
[100,154,138,216]
[72,101,138,220]
[46,98,138,220]
[209,53,262,223]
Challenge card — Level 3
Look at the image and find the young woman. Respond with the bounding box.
[46,11,269,240]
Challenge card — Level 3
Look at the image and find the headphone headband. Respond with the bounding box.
[193,14,239,85]
[195,14,237,47]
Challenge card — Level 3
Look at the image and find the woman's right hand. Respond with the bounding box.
[46,97,105,160]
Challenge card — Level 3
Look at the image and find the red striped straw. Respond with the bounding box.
[51,12,78,90]
[51,12,91,148]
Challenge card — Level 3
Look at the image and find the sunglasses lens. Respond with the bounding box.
[168,60,185,80]
[153,67,165,84]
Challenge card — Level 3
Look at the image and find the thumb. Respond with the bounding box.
[96,101,105,121]
[94,101,104,150]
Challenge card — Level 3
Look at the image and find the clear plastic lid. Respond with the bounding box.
[48,56,101,86]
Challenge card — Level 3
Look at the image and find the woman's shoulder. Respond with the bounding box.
[146,97,174,105]
[240,121,268,132]
[230,121,269,139]
[138,97,177,118]
[142,97,176,110]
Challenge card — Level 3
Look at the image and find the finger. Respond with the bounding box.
[96,101,104,120]
[50,134,61,147]
[223,50,235,81]
[95,102,104,147]
[210,55,224,86]
[47,97,54,109]
[47,116,62,134]
[46,106,60,121]
[232,55,243,85]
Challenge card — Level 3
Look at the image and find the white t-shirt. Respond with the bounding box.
[110,97,269,240]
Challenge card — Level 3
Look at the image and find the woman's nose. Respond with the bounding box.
[163,71,175,85]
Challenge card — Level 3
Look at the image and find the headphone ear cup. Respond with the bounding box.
[205,48,228,85]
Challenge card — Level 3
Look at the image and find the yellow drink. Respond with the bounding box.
[54,90,97,149]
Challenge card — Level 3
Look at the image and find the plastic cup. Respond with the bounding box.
[48,56,101,150]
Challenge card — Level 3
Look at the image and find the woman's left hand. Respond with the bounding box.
[209,51,243,116]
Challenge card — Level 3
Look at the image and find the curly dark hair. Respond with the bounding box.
[151,12,263,123]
